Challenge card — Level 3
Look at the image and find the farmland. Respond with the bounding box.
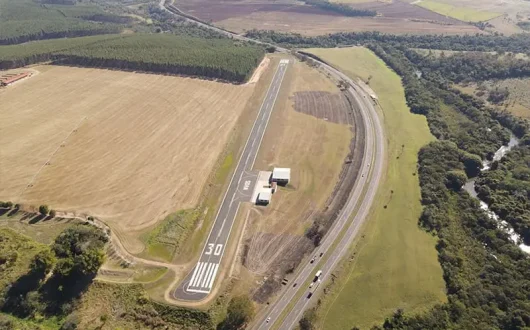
[306,47,446,329]
[175,0,481,36]
[410,0,530,33]
[415,0,501,22]
[0,65,260,256]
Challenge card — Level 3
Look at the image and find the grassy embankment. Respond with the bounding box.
[415,0,501,22]
[306,47,446,329]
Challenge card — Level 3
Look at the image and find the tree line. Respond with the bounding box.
[302,0,376,17]
[245,29,530,54]
[53,34,266,83]
[405,49,530,83]
[0,33,266,83]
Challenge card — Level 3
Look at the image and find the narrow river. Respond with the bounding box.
[463,135,530,254]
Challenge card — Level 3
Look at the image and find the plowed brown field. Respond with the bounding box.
[0,65,258,254]
[175,0,481,35]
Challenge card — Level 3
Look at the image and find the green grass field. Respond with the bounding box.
[416,0,501,22]
[140,209,200,262]
[306,47,446,329]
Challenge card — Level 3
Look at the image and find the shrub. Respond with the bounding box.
[39,205,49,215]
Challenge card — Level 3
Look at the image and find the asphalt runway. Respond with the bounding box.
[174,59,290,301]
[252,64,385,330]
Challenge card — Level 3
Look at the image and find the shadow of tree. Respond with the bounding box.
[6,208,19,217]
[39,273,95,316]
[1,270,46,317]
[0,208,9,217]
[28,214,46,224]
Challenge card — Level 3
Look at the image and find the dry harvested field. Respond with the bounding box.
[235,60,356,301]
[0,65,260,254]
[406,0,530,33]
[348,0,462,23]
[175,0,481,35]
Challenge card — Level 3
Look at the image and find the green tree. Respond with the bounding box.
[30,249,56,275]
[218,296,255,330]
[39,205,49,215]
[49,209,57,218]
[73,248,105,275]
[299,308,317,330]
[445,170,467,191]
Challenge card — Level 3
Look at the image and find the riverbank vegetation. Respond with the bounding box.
[283,31,530,329]
[476,138,530,245]
[305,47,445,329]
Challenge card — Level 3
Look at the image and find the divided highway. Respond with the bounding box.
[174,60,290,301]
[255,65,385,329]
[160,1,387,326]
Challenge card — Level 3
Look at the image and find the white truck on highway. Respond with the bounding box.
[313,270,322,282]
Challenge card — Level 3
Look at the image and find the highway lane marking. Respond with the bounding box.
[176,60,289,299]
[279,86,383,330]
[256,78,380,330]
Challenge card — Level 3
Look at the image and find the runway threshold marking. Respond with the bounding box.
[181,59,289,297]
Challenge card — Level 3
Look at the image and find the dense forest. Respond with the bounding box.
[54,34,265,83]
[0,33,265,83]
[0,34,123,69]
[0,0,125,44]
[365,44,513,158]
[365,43,530,330]
[245,29,530,53]
[367,140,530,330]
[302,0,376,17]
[405,50,530,83]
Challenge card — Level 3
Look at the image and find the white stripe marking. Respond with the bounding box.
[207,264,220,289]
[192,262,206,287]
[201,263,214,288]
[188,262,201,288]
[195,262,209,287]
[204,263,217,288]
[187,288,210,294]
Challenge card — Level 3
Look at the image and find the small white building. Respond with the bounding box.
[271,167,291,186]
[257,189,273,205]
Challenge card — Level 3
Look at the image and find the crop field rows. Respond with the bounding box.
[175,0,481,36]
[0,65,257,255]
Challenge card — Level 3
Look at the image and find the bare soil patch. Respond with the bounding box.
[217,12,481,35]
[174,0,339,22]
[174,0,479,35]
[0,65,257,255]
[292,91,351,124]
[349,0,463,23]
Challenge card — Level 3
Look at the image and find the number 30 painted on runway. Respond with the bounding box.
[205,243,223,256]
